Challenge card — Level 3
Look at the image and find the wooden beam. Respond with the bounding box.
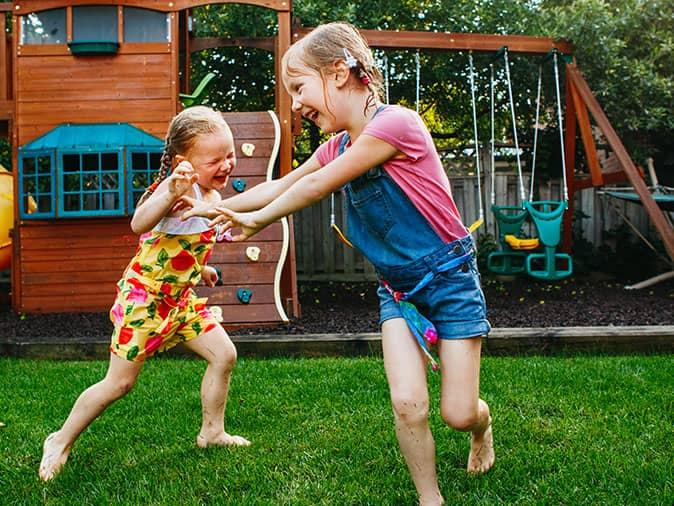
[190,36,275,53]
[14,0,292,14]
[568,76,603,186]
[276,7,299,318]
[574,170,630,191]
[295,27,573,55]
[566,65,674,262]
[170,11,179,114]
[181,10,190,94]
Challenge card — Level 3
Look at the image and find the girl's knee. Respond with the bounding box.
[103,375,137,399]
[440,404,479,431]
[208,341,237,372]
[390,392,429,425]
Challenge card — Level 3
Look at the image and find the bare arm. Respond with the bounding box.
[131,162,197,234]
[180,153,322,219]
[213,135,399,240]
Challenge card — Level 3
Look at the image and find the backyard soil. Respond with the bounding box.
[1,274,673,340]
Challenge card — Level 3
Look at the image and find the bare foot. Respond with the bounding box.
[39,432,71,482]
[418,492,445,506]
[196,432,251,448]
[467,418,494,474]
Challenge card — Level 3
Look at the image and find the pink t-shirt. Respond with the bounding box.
[315,105,467,243]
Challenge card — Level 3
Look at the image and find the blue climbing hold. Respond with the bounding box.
[232,178,246,193]
[237,288,252,304]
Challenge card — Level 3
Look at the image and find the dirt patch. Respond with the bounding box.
[1,275,672,341]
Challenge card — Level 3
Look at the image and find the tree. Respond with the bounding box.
[188,0,673,176]
[539,0,674,174]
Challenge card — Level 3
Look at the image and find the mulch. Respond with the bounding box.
[1,275,673,341]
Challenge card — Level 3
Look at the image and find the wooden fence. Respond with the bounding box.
[294,169,659,281]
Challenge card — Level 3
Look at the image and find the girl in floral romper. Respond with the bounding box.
[39,106,250,482]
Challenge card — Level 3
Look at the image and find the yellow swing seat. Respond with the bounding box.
[504,234,540,251]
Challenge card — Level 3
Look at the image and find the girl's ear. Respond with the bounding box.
[174,154,186,168]
[332,60,351,88]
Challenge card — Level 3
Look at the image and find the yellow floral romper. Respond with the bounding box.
[110,185,221,361]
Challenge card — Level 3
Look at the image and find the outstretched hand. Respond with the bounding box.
[177,196,223,220]
[209,208,262,241]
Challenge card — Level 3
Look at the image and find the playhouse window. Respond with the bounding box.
[58,151,124,217]
[21,9,66,45]
[19,153,55,218]
[73,6,118,42]
[128,150,163,210]
[124,8,170,42]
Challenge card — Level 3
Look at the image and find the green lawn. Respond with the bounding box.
[1,355,672,505]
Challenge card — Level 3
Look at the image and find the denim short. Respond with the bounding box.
[377,235,491,340]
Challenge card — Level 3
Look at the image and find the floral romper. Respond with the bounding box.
[109,184,221,361]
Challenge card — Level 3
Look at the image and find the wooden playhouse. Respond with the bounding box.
[3,0,299,326]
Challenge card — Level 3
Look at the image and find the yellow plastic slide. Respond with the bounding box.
[0,165,13,270]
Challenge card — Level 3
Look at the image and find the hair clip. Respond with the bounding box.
[359,71,371,86]
[343,48,358,68]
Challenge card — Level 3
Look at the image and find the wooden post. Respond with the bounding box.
[566,65,674,262]
[275,5,299,317]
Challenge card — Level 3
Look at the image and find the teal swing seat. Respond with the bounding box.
[486,47,573,281]
[487,205,529,275]
[523,200,572,281]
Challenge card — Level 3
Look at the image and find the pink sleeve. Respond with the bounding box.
[362,107,428,161]
[315,133,347,167]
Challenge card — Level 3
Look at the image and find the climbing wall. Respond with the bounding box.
[196,111,290,327]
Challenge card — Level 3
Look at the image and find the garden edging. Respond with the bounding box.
[2,325,673,360]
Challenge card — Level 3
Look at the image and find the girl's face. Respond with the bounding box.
[186,127,236,191]
[284,59,342,133]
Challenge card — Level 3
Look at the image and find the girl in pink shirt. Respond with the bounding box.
[184,22,494,505]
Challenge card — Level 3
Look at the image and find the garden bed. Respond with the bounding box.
[1,275,673,341]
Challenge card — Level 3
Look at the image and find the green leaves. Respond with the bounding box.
[188,0,671,168]
[156,248,169,268]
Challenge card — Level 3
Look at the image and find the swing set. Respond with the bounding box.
[485,47,572,280]
[294,26,674,282]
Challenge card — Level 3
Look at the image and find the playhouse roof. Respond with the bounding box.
[20,123,164,151]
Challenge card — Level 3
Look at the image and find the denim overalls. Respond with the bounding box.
[337,120,491,354]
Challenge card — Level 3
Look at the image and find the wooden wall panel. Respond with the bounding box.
[17,112,295,326]
[17,219,136,312]
[16,53,175,146]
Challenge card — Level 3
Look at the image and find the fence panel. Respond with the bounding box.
[294,172,662,280]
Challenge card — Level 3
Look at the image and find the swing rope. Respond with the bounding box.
[529,50,569,203]
[490,64,496,206]
[415,49,421,113]
[383,53,390,105]
[553,51,569,202]
[530,64,543,202]
[503,48,527,204]
[467,51,484,232]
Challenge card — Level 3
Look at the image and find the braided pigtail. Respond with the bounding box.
[136,147,174,207]
[355,66,383,116]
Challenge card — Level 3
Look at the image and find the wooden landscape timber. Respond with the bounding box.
[2,326,673,360]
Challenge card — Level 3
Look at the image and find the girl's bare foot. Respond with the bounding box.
[467,417,494,474]
[39,432,71,482]
[196,432,251,448]
[418,491,445,506]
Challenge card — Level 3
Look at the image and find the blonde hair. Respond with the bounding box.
[138,106,230,205]
[282,22,383,115]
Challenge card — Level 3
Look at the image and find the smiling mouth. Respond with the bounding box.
[304,110,319,122]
